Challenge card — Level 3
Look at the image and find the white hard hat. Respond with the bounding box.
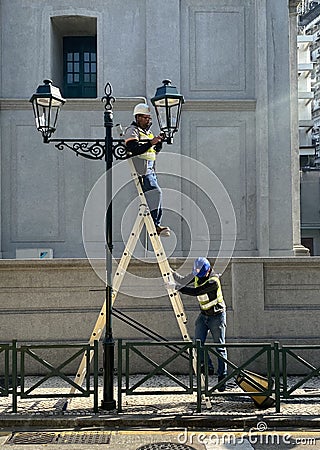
[133,103,151,116]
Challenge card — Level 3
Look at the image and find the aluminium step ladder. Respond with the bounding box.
[63,158,211,410]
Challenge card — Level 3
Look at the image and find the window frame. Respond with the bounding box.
[63,36,97,98]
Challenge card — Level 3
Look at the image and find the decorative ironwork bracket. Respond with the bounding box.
[47,84,134,161]
[49,138,130,160]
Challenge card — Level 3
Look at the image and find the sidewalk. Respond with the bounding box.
[0,375,319,429]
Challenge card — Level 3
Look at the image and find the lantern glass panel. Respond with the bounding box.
[35,106,47,129]
[155,102,180,132]
[156,106,167,131]
[169,103,179,131]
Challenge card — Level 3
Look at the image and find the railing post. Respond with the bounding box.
[195,340,202,413]
[93,340,99,413]
[117,339,123,412]
[125,342,130,391]
[188,342,193,389]
[274,341,281,412]
[11,340,18,413]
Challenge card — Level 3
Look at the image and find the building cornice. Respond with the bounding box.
[0,98,256,112]
[0,98,146,111]
[0,256,318,271]
[182,99,256,111]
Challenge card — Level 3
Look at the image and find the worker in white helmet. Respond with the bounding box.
[124,103,170,237]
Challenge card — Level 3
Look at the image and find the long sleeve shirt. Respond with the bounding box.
[173,270,225,315]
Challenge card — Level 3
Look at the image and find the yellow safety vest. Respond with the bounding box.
[195,275,224,311]
[137,128,156,161]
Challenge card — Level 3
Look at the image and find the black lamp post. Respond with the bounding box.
[101,83,116,410]
[30,79,184,410]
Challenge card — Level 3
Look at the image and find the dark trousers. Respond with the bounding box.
[195,311,227,377]
[140,170,162,226]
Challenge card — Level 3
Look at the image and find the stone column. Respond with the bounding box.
[256,0,270,255]
[289,0,310,255]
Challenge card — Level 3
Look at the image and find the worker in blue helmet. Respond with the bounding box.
[172,257,227,391]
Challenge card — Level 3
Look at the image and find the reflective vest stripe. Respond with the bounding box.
[138,151,156,161]
[195,275,224,311]
[137,129,156,161]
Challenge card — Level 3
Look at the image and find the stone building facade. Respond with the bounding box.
[0,1,319,376]
[0,0,306,259]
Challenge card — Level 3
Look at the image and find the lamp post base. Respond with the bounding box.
[100,338,116,411]
[100,399,116,410]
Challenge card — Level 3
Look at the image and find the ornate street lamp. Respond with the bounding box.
[29,79,183,411]
[30,80,125,411]
[30,79,65,143]
[151,79,184,144]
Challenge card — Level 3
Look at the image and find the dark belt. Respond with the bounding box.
[201,307,225,316]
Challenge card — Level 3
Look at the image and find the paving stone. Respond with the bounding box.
[0,375,319,428]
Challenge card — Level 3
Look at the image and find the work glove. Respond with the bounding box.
[164,280,177,291]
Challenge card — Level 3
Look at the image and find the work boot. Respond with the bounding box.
[156,225,171,237]
[217,375,227,392]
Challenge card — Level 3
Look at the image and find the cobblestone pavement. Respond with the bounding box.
[0,375,319,420]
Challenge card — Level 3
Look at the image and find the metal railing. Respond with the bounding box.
[0,340,319,413]
[200,342,277,412]
[117,339,194,412]
[0,342,13,400]
[117,340,320,413]
[0,340,99,413]
[278,344,320,400]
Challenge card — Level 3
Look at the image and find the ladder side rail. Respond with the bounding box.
[112,210,145,299]
[136,194,190,339]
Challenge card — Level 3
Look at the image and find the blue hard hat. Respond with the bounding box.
[192,257,211,278]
